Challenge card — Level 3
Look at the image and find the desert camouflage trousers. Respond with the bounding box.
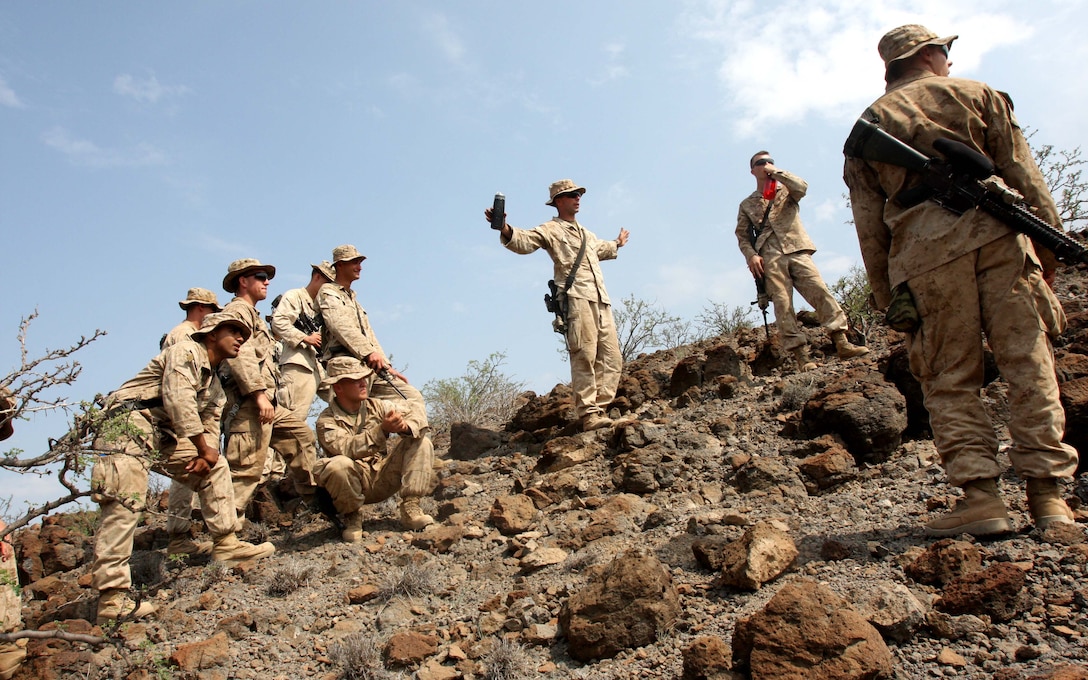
[278,363,323,423]
[315,435,435,515]
[565,297,623,420]
[0,521,25,680]
[761,234,849,351]
[905,233,1078,487]
[89,411,237,591]
[223,397,318,515]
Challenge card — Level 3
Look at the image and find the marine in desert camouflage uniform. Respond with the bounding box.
[736,153,868,370]
[219,259,318,519]
[844,24,1077,537]
[88,314,276,625]
[485,179,629,432]
[313,357,435,539]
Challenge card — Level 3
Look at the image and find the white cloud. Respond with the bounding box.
[679,0,1030,137]
[42,127,167,168]
[420,12,466,65]
[113,73,191,104]
[589,42,630,85]
[0,74,23,108]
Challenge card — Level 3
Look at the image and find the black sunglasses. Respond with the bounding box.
[248,272,270,282]
[753,158,775,167]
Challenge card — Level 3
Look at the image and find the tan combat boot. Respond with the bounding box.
[166,533,213,557]
[95,588,157,626]
[831,330,870,359]
[399,497,435,531]
[1026,478,1075,529]
[792,346,817,372]
[581,414,613,431]
[341,511,363,543]
[925,478,1012,537]
[211,533,275,567]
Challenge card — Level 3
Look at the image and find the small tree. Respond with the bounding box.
[612,294,692,362]
[1,311,107,541]
[1028,130,1086,233]
[421,352,526,436]
[694,300,754,340]
[830,265,880,343]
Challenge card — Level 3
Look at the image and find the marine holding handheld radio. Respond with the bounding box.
[485,179,629,432]
[843,24,1078,537]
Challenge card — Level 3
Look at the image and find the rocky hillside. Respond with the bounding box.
[7,265,1088,680]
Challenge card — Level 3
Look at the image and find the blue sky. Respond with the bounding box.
[2,1,1086,510]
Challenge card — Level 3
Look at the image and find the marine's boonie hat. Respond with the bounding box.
[191,311,252,342]
[321,356,373,389]
[332,244,367,264]
[878,24,957,71]
[178,287,222,311]
[311,261,335,281]
[545,179,586,206]
[222,259,276,293]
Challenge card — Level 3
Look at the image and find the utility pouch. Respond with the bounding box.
[884,283,921,333]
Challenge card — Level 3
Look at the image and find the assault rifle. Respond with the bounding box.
[748,221,774,337]
[269,294,324,336]
[376,367,409,401]
[844,117,1088,267]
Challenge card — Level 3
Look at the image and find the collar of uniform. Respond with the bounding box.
[885,69,939,93]
[330,396,365,419]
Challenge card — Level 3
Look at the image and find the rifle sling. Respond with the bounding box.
[561,228,589,300]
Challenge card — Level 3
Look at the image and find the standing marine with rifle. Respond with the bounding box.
[271,261,335,423]
[485,179,629,432]
[735,152,868,371]
[843,24,1078,537]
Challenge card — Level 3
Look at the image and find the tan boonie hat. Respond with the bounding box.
[222,258,276,293]
[320,356,373,389]
[878,24,957,71]
[332,244,366,264]
[311,261,336,281]
[545,179,586,206]
[178,287,222,311]
[191,311,252,342]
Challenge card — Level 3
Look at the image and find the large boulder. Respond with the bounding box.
[448,421,502,460]
[935,562,1028,623]
[559,548,680,661]
[732,579,893,679]
[801,368,907,464]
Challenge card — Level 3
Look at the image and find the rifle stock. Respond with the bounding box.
[844,118,1088,267]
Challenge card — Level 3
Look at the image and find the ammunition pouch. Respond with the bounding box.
[884,283,921,333]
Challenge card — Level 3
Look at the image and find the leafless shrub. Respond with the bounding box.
[266,558,317,596]
[329,633,404,680]
[378,560,436,602]
[1,311,107,539]
[482,639,533,680]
